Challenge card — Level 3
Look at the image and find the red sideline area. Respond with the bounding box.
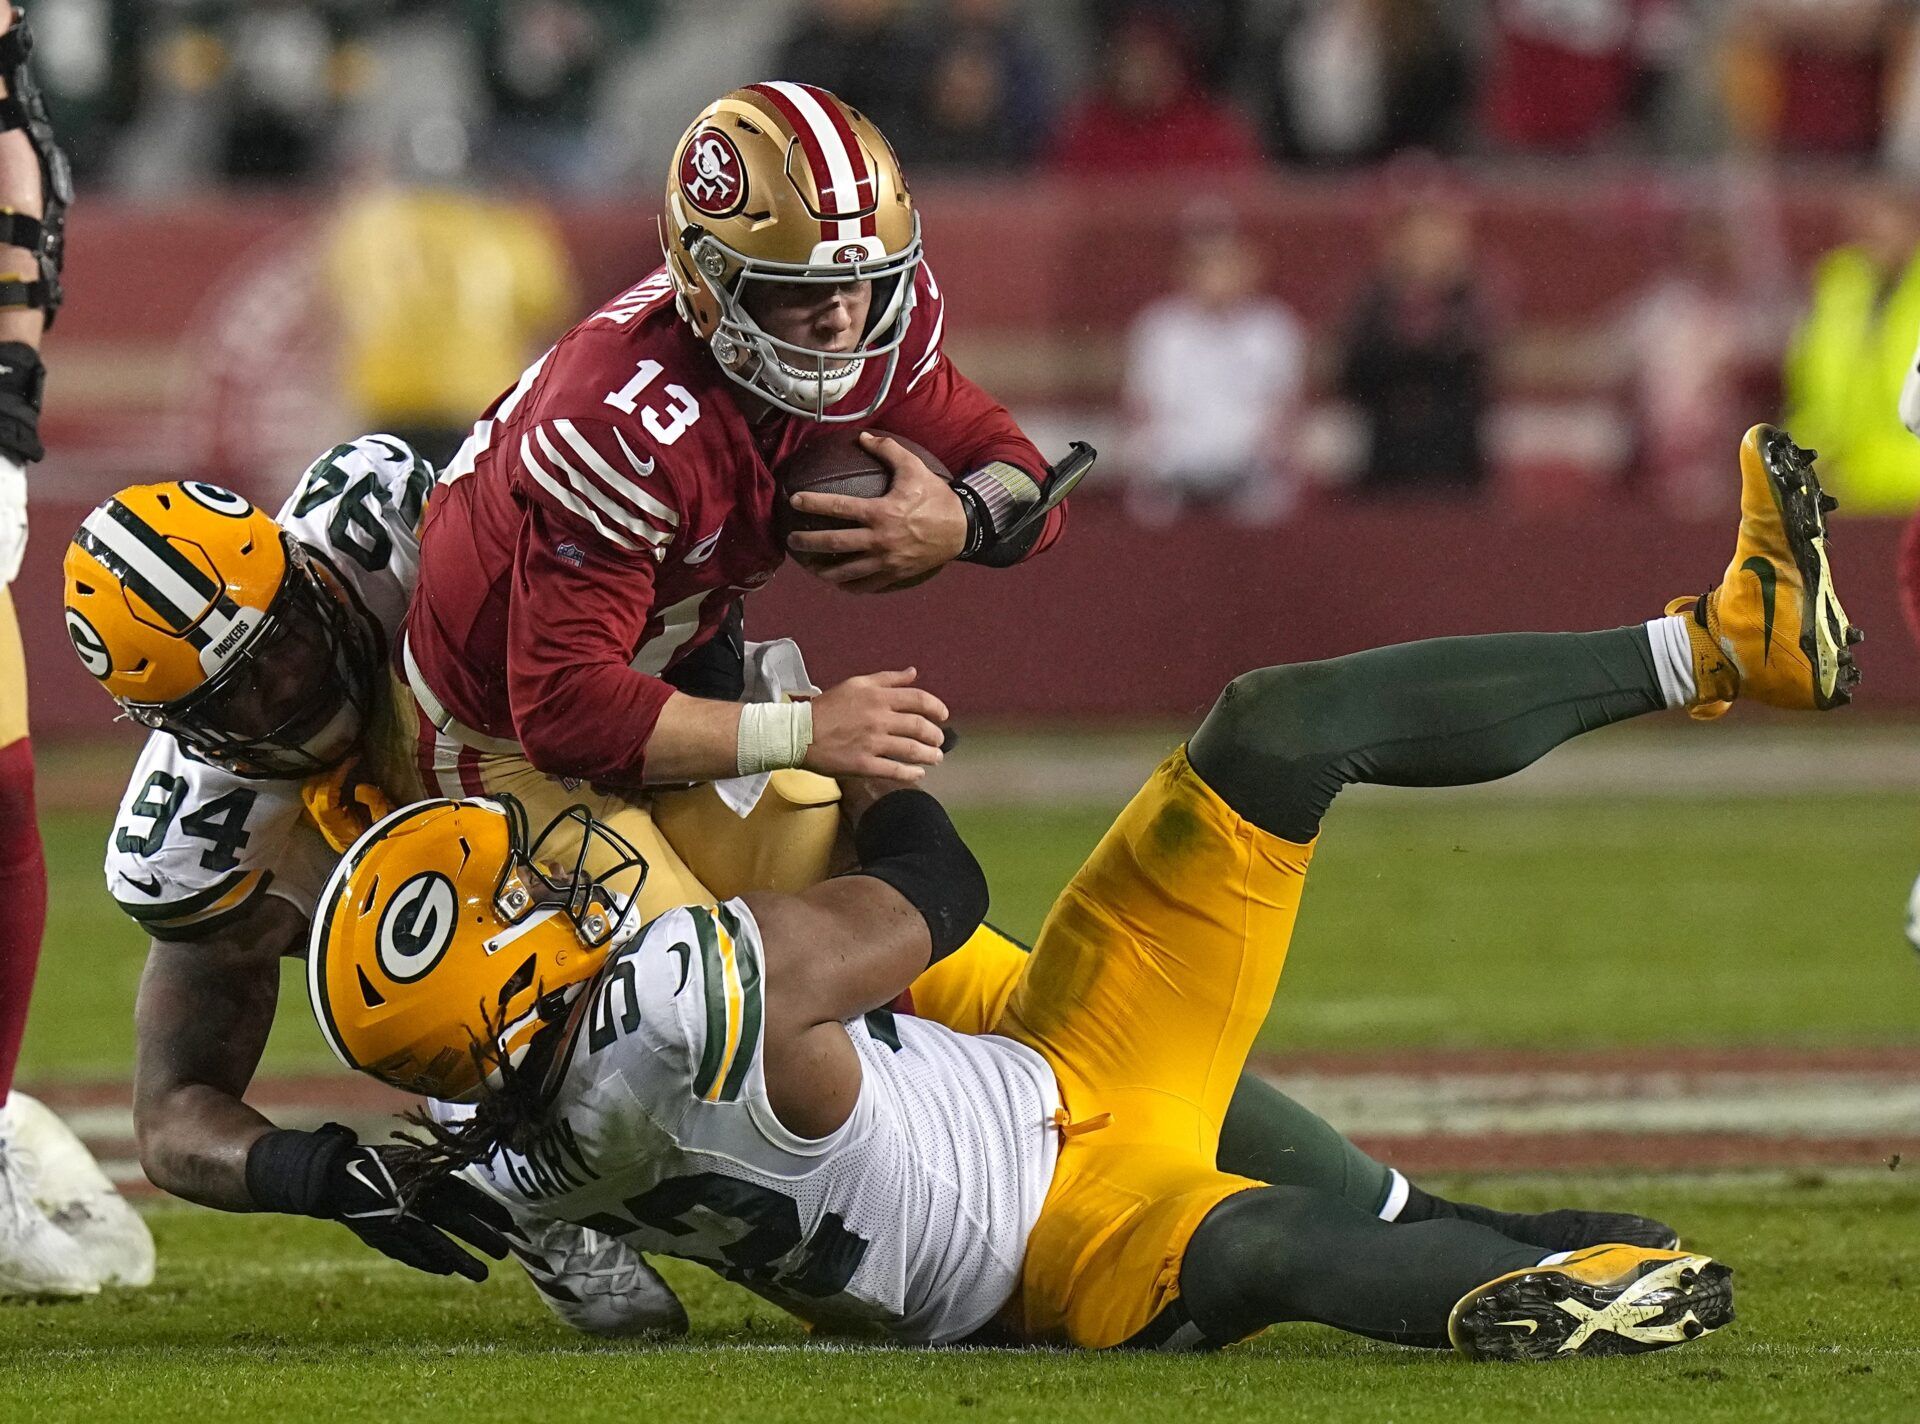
[15,499,1913,737]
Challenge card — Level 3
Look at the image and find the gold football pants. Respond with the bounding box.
[991,747,1314,1348]
[366,665,843,921]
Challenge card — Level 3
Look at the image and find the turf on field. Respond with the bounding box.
[1,1177,1915,1423]
[19,784,1920,1077]
[10,762,1920,1417]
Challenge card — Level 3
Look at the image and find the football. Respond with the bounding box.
[773,430,949,569]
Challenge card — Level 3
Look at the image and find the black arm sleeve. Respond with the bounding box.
[851,789,987,963]
[661,598,745,701]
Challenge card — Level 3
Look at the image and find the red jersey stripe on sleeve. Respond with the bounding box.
[520,419,680,552]
[519,431,643,552]
[548,419,680,534]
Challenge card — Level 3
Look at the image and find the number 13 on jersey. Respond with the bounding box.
[605,360,701,446]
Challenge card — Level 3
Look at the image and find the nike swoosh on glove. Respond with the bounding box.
[247,1122,513,1281]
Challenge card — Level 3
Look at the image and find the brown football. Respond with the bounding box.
[773,430,949,570]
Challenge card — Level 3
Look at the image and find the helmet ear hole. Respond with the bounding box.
[498,953,538,1010]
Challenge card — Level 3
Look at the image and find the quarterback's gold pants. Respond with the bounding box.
[991,746,1314,1348]
[365,664,1038,1017]
[367,666,843,921]
[0,589,26,749]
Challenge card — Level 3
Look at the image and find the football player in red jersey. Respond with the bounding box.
[374,82,1075,913]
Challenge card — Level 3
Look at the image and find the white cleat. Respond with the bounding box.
[6,1092,156,1288]
[0,1129,99,1301]
[506,1213,689,1339]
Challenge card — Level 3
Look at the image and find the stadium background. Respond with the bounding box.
[6,3,1920,1419]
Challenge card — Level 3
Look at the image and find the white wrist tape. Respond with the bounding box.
[735,700,814,776]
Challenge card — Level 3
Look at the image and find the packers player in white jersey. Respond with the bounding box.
[64,437,698,1332]
[312,428,1854,1357]
[65,451,1685,1325]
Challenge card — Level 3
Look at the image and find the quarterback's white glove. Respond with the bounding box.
[0,451,23,587]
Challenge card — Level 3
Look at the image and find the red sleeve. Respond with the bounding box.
[1901,505,1920,653]
[506,502,673,785]
[881,351,1067,562]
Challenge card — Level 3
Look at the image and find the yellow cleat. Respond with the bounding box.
[1668,425,1861,716]
[1449,1246,1734,1363]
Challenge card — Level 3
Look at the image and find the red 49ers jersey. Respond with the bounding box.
[404,259,1056,785]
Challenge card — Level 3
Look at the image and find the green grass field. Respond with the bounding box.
[11,773,1920,1419]
[20,787,1920,1078]
[2,1177,1915,1423]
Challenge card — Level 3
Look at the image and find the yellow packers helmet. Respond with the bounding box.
[663,81,922,421]
[308,796,648,1102]
[62,481,380,778]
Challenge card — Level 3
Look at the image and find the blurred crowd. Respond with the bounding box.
[1124,183,1920,522]
[30,0,1920,520]
[30,0,1920,189]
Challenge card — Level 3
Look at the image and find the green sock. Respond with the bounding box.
[1172,1186,1543,1350]
[1217,1074,1396,1214]
[1189,627,1664,841]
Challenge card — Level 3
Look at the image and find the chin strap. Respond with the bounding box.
[955,441,1097,568]
[0,8,71,330]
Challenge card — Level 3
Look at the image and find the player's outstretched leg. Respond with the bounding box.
[1187,424,1856,845]
[1166,1186,1732,1361]
[1187,625,1674,844]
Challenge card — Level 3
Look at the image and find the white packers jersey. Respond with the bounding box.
[470,900,1062,1344]
[104,435,433,939]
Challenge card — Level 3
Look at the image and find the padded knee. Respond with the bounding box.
[1179,1185,1331,1345]
[1188,663,1348,842]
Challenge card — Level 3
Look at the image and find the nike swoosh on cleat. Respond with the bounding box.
[1494,1319,1539,1334]
[1741,556,1777,663]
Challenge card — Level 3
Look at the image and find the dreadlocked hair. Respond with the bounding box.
[382,991,563,1208]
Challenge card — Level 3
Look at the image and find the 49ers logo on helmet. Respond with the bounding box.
[680,127,746,218]
[833,243,868,265]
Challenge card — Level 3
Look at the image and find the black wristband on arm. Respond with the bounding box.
[852,789,987,963]
[244,1123,354,1217]
[0,342,46,464]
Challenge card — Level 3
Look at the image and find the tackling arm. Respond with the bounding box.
[131,899,303,1210]
[132,896,512,1278]
[751,786,987,1139]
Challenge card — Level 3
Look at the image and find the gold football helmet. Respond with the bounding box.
[663,81,922,421]
[308,797,647,1102]
[62,481,378,777]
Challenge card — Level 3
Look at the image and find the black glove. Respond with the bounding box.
[246,1123,513,1281]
